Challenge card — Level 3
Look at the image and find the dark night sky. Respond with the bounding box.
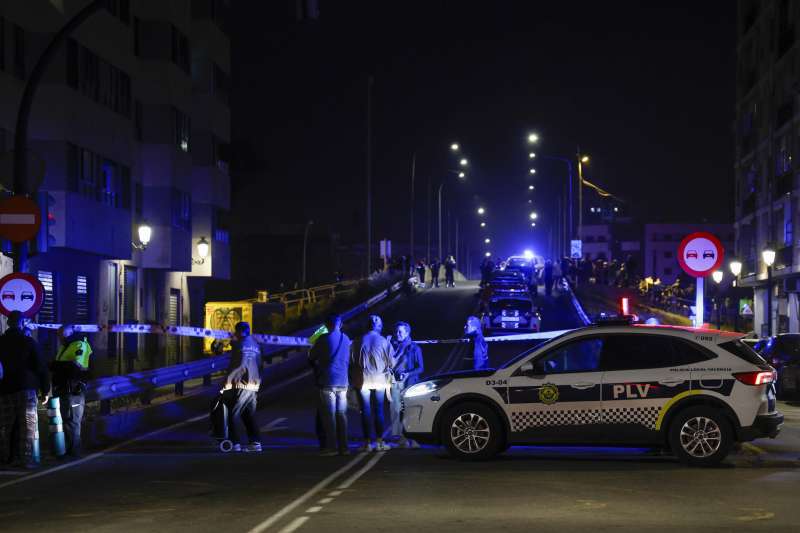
[230,1,737,261]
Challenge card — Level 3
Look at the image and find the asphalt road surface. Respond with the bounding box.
[1,282,799,533]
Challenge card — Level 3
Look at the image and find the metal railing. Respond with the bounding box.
[254,281,360,318]
[86,279,405,413]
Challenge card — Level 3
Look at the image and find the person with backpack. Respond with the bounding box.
[50,325,92,458]
[309,314,352,456]
[223,322,263,453]
[444,255,456,287]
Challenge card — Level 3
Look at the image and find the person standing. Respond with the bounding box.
[444,255,456,287]
[51,325,92,458]
[0,311,49,469]
[416,259,427,286]
[388,322,424,448]
[430,258,441,288]
[309,314,352,456]
[223,322,263,453]
[464,316,489,370]
[544,259,555,297]
[351,315,395,451]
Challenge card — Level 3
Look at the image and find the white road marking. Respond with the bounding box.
[327,490,342,497]
[0,370,313,491]
[260,417,288,432]
[337,451,385,490]
[276,516,309,533]
[317,498,334,504]
[246,453,367,533]
[305,506,322,514]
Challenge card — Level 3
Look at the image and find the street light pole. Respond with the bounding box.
[410,152,416,262]
[577,149,584,242]
[767,265,773,336]
[437,182,444,261]
[302,220,314,288]
[365,75,373,277]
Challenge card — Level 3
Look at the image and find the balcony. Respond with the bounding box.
[776,246,794,270]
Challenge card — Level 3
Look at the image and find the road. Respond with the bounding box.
[1,282,799,532]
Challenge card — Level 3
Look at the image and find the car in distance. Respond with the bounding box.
[403,323,782,466]
[482,295,541,333]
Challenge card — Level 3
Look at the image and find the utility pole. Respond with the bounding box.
[437,182,444,261]
[576,146,584,243]
[301,220,314,288]
[365,75,373,276]
[454,217,459,265]
[410,153,416,262]
[426,178,431,262]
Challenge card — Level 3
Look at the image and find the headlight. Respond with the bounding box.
[404,379,451,398]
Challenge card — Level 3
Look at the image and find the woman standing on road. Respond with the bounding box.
[464,316,489,370]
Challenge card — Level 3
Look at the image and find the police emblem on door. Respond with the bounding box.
[538,383,559,405]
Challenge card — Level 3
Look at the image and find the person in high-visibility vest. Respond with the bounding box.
[50,325,92,458]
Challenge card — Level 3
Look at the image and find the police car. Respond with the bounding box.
[402,323,783,466]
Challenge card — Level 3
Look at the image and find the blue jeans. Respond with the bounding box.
[358,388,386,441]
[318,387,349,452]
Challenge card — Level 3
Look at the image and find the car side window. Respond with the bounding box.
[601,334,676,371]
[670,339,715,366]
[535,337,603,374]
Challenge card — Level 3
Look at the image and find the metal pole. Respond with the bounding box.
[12,0,105,273]
[302,220,313,288]
[695,276,704,328]
[455,217,459,265]
[447,209,451,257]
[410,153,416,262]
[576,152,583,243]
[767,266,773,336]
[567,159,575,240]
[365,75,373,276]
[426,178,431,262]
[437,182,444,261]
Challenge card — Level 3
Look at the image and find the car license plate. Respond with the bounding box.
[500,317,519,322]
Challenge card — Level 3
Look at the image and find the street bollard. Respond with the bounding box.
[32,428,40,464]
[47,397,66,457]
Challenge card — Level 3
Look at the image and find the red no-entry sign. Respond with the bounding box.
[0,272,44,318]
[0,196,41,243]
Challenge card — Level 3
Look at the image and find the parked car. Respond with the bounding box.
[759,334,800,399]
[481,295,541,334]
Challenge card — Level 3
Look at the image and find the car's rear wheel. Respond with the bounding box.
[668,406,733,467]
[441,402,503,461]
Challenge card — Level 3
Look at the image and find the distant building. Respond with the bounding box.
[734,0,800,335]
[644,224,734,285]
[0,0,231,365]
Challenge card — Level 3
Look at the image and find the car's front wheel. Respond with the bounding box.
[441,402,503,461]
[668,406,733,467]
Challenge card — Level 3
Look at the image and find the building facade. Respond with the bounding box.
[735,0,800,335]
[0,0,231,368]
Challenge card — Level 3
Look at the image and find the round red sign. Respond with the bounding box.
[0,272,45,318]
[677,232,725,278]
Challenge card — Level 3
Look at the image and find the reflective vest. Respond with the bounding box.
[56,337,92,370]
[309,325,329,347]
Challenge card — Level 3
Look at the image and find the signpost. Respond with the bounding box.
[0,195,42,243]
[677,232,724,328]
[570,239,582,260]
[0,272,44,318]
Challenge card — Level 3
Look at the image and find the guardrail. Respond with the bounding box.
[255,281,361,318]
[86,279,406,414]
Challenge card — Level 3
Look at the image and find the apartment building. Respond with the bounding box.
[734,0,800,335]
[0,0,231,367]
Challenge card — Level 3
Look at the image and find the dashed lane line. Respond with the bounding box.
[246,452,368,533]
[337,451,386,490]
[276,516,309,533]
[0,370,313,491]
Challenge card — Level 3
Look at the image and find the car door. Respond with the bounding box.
[506,335,605,444]
[599,333,690,444]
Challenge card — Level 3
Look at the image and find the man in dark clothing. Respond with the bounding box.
[309,314,352,456]
[544,260,555,297]
[0,311,49,468]
[223,322,262,453]
[416,260,426,286]
[388,322,424,447]
[51,325,92,458]
[430,258,441,288]
[444,255,456,287]
[465,316,489,370]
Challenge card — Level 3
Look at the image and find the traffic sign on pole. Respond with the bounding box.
[0,195,42,243]
[677,232,724,278]
[0,272,44,317]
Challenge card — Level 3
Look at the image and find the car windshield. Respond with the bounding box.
[491,299,532,312]
[499,330,573,369]
[774,335,800,356]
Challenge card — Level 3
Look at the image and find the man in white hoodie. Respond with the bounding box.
[351,315,395,451]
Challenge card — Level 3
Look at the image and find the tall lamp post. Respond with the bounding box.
[762,246,776,337]
[712,270,723,330]
[729,259,743,331]
[577,153,590,242]
[302,220,314,288]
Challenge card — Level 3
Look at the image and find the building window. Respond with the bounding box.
[67,143,131,209]
[76,275,89,323]
[171,25,190,73]
[37,271,57,323]
[173,108,191,152]
[213,209,229,243]
[13,24,25,79]
[776,135,792,175]
[785,219,793,247]
[67,39,131,117]
[170,188,191,231]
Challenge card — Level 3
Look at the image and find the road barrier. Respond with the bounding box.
[415,329,572,345]
[79,279,406,412]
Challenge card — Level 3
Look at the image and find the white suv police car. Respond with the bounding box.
[402,324,783,466]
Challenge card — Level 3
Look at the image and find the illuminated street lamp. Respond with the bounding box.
[450,143,460,151]
[529,168,536,175]
[763,245,776,336]
[480,222,486,228]
[193,236,210,265]
[484,238,491,244]
[529,152,536,159]
[580,155,590,164]
[477,207,485,215]
[529,212,538,220]
[528,185,534,190]
[527,133,539,143]
[729,260,742,277]
[133,222,152,250]
[458,171,465,178]
[485,251,491,257]
[459,158,468,166]
[712,270,723,284]
[531,222,536,227]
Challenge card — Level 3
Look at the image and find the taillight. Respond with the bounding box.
[733,371,775,386]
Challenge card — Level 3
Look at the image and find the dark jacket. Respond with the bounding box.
[309,330,352,388]
[225,335,262,391]
[467,331,489,370]
[389,337,424,387]
[0,327,49,395]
